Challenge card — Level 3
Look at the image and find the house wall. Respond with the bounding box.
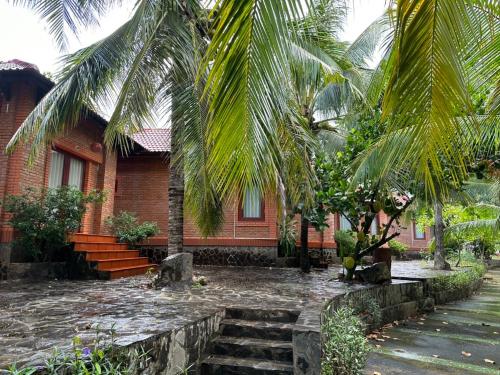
[114,155,279,246]
[0,76,117,254]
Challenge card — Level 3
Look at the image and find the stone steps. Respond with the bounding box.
[220,319,294,341]
[201,307,297,374]
[213,336,293,362]
[201,355,293,375]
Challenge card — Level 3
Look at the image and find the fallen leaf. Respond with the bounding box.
[462,351,472,357]
[484,359,495,364]
[432,355,440,358]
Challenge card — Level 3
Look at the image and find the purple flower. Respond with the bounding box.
[82,347,91,357]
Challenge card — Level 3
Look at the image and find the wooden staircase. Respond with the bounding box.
[69,233,157,279]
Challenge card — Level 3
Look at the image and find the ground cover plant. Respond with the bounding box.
[6,326,150,375]
[321,306,370,375]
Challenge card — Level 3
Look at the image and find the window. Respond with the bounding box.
[240,187,264,220]
[414,222,426,239]
[48,150,85,191]
[370,216,378,235]
[339,214,351,231]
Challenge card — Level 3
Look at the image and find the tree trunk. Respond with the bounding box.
[300,215,311,272]
[433,200,451,270]
[167,121,184,256]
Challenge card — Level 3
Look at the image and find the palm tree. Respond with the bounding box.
[7,0,498,273]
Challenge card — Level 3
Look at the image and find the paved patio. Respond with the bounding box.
[0,261,451,369]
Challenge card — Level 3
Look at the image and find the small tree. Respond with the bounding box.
[2,187,105,262]
[313,115,414,279]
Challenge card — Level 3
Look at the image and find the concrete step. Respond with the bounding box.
[101,264,157,279]
[213,336,293,362]
[74,242,129,251]
[220,319,294,341]
[96,257,150,271]
[201,355,293,375]
[225,307,300,323]
[69,233,117,243]
[85,250,140,261]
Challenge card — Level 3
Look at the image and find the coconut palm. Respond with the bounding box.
[6,0,499,273]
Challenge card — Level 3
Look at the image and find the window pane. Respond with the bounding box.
[68,157,84,190]
[415,223,425,239]
[243,187,262,218]
[48,151,64,188]
[339,214,351,231]
[370,218,378,235]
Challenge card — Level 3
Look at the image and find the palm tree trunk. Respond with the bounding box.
[300,215,311,272]
[433,200,451,270]
[167,119,184,256]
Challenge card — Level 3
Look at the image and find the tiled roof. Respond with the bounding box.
[132,128,171,152]
[0,59,40,72]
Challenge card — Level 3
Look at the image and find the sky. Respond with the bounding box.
[0,0,387,74]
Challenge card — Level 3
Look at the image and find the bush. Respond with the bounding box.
[1,187,104,262]
[322,306,370,375]
[106,211,159,245]
[278,216,297,257]
[334,230,356,257]
[388,239,409,258]
[7,326,149,375]
[432,263,486,293]
[347,295,382,327]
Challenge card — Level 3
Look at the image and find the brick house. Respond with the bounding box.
[0,60,430,272]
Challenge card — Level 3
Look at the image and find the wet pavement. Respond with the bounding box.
[0,261,451,369]
[365,268,500,375]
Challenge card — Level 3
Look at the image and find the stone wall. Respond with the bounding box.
[5,262,67,280]
[123,309,225,374]
[138,245,278,267]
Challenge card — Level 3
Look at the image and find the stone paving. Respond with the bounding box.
[365,268,500,375]
[0,261,448,369]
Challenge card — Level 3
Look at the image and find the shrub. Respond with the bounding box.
[347,295,382,327]
[278,216,297,257]
[1,187,105,262]
[7,326,150,375]
[106,211,159,245]
[432,263,486,293]
[334,230,356,257]
[388,239,409,258]
[322,306,370,375]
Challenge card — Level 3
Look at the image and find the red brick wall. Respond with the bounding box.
[115,155,279,246]
[114,154,170,234]
[0,77,117,242]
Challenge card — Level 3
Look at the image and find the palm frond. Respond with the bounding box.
[10,0,123,51]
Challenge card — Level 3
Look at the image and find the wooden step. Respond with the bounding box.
[85,250,141,261]
[201,355,293,374]
[69,234,117,243]
[96,257,150,271]
[102,264,158,280]
[74,242,129,251]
